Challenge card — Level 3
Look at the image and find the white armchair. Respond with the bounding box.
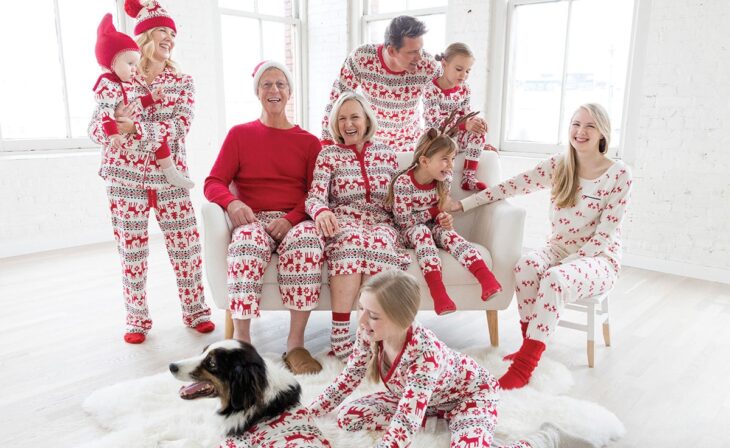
[202,150,525,346]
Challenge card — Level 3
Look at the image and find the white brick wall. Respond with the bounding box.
[3,0,729,284]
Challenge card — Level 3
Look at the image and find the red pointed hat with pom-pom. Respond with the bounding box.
[95,13,139,71]
[125,0,176,36]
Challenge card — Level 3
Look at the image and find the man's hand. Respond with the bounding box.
[266,218,293,242]
[226,200,257,228]
[315,210,339,237]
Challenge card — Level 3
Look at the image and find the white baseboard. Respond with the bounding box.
[621,253,729,285]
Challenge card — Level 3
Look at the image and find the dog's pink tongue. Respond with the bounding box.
[179,382,213,400]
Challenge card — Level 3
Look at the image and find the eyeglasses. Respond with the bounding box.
[259,81,289,91]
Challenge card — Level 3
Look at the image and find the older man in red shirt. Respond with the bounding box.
[205,61,323,374]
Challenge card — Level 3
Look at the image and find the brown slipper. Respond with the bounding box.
[282,347,322,375]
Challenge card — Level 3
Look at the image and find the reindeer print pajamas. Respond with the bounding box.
[306,142,410,276]
[321,44,438,151]
[219,405,331,448]
[308,323,531,448]
[423,79,489,163]
[89,67,211,334]
[462,155,633,342]
[391,170,484,274]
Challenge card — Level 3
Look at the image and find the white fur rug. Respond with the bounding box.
[81,348,624,448]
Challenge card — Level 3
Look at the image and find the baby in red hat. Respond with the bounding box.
[93,13,193,189]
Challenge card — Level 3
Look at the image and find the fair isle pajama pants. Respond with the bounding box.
[227,211,324,319]
[403,224,483,274]
[337,391,530,448]
[455,129,488,162]
[106,185,211,334]
[514,246,618,343]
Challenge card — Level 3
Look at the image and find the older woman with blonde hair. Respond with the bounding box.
[306,92,410,361]
[453,103,633,389]
[88,0,214,343]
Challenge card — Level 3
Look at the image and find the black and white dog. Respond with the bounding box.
[170,340,331,447]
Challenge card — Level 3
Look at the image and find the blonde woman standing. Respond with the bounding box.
[88,0,213,343]
[453,104,633,389]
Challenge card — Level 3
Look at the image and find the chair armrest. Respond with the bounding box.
[202,202,232,310]
[468,200,526,310]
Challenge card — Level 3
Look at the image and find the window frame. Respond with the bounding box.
[360,0,447,46]
[0,0,122,155]
[215,0,307,130]
[494,0,642,158]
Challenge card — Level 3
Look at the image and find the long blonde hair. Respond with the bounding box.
[135,28,180,77]
[385,128,457,211]
[551,103,611,208]
[362,270,420,383]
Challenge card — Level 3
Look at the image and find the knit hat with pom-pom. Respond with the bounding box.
[95,13,139,71]
[125,0,176,36]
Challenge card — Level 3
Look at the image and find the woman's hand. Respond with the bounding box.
[315,210,339,237]
[115,101,138,121]
[465,116,487,135]
[436,212,454,230]
[444,196,464,213]
[115,117,137,135]
[226,200,257,228]
[266,218,293,242]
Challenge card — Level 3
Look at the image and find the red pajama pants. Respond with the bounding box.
[106,184,211,334]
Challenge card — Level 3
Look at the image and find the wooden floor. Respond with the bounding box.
[1,237,729,447]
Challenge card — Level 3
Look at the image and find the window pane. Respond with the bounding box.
[261,21,297,122]
[506,2,569,143]
[59,0,115,138]
[0,0,66,139]
[407,0,448,9]
[560,0,634,145]
[366,13,445,56]
[368,0,407,14]
[258,0,289,17]
[219,0,254,12]
[221,15,261,128]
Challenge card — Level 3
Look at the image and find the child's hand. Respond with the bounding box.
[465,116,487,135]
[109,134,123,151]
[151,87,166,103]
[443,196,464,213]
[437,212,454,230]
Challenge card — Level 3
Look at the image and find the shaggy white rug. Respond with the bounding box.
[81,348,624,448]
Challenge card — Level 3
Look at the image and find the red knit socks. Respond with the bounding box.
[503,321,529,361]
[499,338,546,390]
[194,321,215,334]
[424,270,457,315]
[461,160,487,191]
[331,312,353,362]
[468,260,501,300]
[124,332,146,344]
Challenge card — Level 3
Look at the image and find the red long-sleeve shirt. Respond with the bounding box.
[204,120,321,226]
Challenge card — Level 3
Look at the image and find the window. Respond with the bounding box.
[501,0,636,154]
[218,0,303,129]
[0,0,117,152]
[362,0,447,56]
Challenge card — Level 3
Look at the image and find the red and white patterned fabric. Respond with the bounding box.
[89,67,195,190]
[89,67,211,335]
[219,405,331,448]
[462,154,633,342]
[92,74,155,144]
[422,78,485,163]
[308,322,530,448]
[204,120,324,319]
[321,44,438,152]
[106,185,211,334]
[391,169,483,274]
[227,213,324,319]
[305,142,410,275]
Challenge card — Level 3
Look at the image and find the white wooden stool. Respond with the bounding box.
[557,292,611,367]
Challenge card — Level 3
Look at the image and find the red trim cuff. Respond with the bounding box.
[428,206,441,219]
[139,93,155,109]
[102,120,119,137]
